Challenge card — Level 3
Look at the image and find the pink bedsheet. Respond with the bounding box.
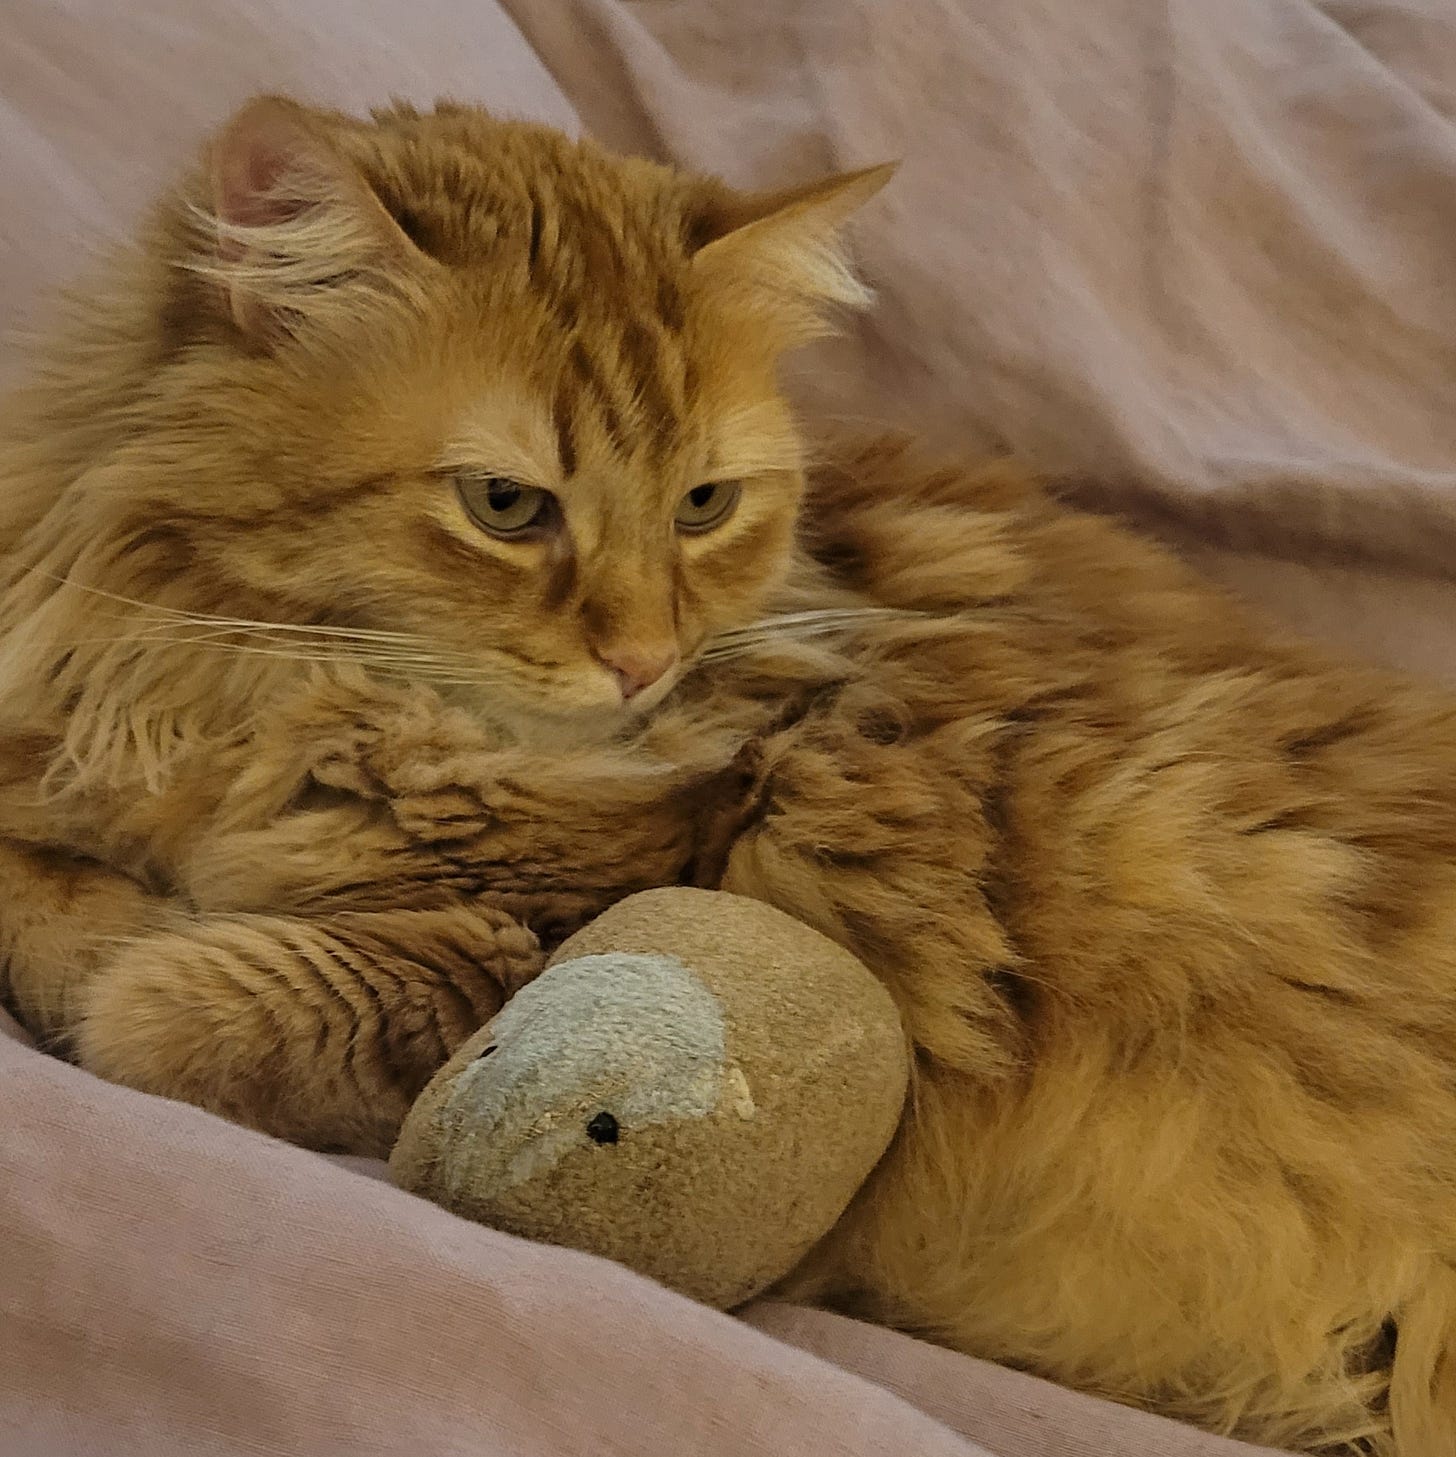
[5,1,1456,1453]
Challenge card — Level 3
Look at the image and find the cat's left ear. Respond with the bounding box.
[200,95,425,344]
[692,163,896,338]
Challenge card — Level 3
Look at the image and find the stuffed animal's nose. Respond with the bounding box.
[597,643,679,700]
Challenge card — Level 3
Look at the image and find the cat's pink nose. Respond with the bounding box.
[598,644,679,700]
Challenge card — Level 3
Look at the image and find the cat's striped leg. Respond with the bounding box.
[0,839,164,1051]
[73,903,542,1156]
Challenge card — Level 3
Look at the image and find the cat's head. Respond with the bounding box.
[116,97,890,732]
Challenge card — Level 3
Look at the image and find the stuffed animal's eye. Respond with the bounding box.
[674,481,741,534]
[457,474,554,537]
[585,1111,620,1145]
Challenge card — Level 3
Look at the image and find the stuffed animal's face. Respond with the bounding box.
[432,952,751,1207]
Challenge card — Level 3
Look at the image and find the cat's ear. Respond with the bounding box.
[691,164,896,339]
[201,96,422,343]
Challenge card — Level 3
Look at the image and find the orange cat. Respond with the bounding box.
[3,97,1456,1456]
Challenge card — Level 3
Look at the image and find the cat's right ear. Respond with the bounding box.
[201,96,422,344]
[690,163,896,347]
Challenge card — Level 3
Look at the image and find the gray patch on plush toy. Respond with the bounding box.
[437,952,730,1200]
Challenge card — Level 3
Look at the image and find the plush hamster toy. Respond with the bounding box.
[389,888,910,1309]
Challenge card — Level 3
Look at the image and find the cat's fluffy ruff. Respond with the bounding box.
[1,99,1455,1455]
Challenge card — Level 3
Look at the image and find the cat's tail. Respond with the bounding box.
[1390,1260,1456,1457]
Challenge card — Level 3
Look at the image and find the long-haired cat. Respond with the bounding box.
[3,97,1456,1456]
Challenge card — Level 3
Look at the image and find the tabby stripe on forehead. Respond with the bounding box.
[565,338,627,455]
[553,319,686,471]
[618,317,683,456]
[552,381,580,478]
[567,189,626,289]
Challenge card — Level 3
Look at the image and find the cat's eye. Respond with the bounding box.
[456,474,554,537]
[674,481,741,534]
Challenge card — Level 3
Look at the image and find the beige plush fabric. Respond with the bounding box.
[4,1,1456,1453]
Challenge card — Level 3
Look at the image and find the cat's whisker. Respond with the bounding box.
[152,628,478,670]
[27,569,450,648]
[58,628,485,673]
[708,607,927,641]
[137,610,442,651]
[700,607,933,661]
[155,614,438,646]
[51,609,495,673]
[67,629,512,688]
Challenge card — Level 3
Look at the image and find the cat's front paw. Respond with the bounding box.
[74,903,541,1156]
